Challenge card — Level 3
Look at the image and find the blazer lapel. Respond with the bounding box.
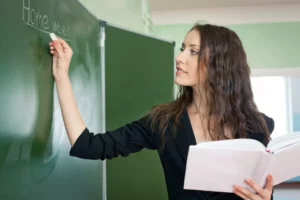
[172,107,196,163]
[171,108,210,200]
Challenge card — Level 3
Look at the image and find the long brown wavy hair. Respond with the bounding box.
[148,23,270,148]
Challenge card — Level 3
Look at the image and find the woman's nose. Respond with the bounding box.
[175,52,184,65]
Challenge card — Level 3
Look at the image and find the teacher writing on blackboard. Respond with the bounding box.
[49,24,274,200]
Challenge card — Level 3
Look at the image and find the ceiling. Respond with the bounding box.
[148,0,300,11]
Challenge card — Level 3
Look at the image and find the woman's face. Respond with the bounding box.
[175,29,207,87]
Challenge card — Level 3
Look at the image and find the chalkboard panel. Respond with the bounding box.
[0,0,103,199]
[105,24,174,200]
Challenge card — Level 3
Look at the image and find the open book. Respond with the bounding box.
[184,132,300,193]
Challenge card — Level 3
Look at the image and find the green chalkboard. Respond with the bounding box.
[105,24,174,200]
[0,0,103,199]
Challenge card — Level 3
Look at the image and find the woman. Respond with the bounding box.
[49,24,274,200]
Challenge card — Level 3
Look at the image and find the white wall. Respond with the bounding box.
[291,78,300,113]
[78,0,150,32]
[151,3,300,26]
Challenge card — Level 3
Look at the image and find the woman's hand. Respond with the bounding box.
[233,174,273,200]
[49,38,73,80]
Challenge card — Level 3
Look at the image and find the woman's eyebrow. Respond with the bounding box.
[189,44,200,47]
[182,43,200,47]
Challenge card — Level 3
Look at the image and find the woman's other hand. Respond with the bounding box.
[233,174,273,200]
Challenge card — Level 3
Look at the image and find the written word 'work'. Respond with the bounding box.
[22,0,71,38]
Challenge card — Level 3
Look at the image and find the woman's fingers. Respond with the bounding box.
[245,178,265,196]
[57,38,73,55]
[233,175,274,200]
[49,38,72,57]
[52,40,64,57]
[57,38,70,49]
[49,42,54,54]
[49,43,57,56]
[244,176,273,199]
[265,174,273,192]
[233,185,259,200]
[233,188,250,200]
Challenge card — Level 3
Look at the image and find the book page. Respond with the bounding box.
[184,147,267,193]
[267,132,300,152]
[194,138,266,150]
[267,143,300,185]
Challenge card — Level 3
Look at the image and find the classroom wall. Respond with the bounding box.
[153,22,300,69]
[153,21,300,98]
[78,0,150,33]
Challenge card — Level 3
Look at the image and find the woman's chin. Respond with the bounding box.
[174,78,189,86]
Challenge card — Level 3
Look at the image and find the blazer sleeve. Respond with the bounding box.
[262,113,275,133]
[69,115,159,160]
[262,114,275,200]
[271,189,274,200]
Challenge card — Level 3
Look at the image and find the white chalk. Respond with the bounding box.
[50,33,57,41]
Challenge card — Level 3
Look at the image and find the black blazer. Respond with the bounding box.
[70,108,275,200]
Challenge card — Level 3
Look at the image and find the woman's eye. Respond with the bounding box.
[191,50,199,55]
[180,48,199,55]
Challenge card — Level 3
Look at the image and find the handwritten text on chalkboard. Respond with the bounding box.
[22,0,71,41]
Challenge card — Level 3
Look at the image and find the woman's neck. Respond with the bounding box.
[189,86,209,115]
